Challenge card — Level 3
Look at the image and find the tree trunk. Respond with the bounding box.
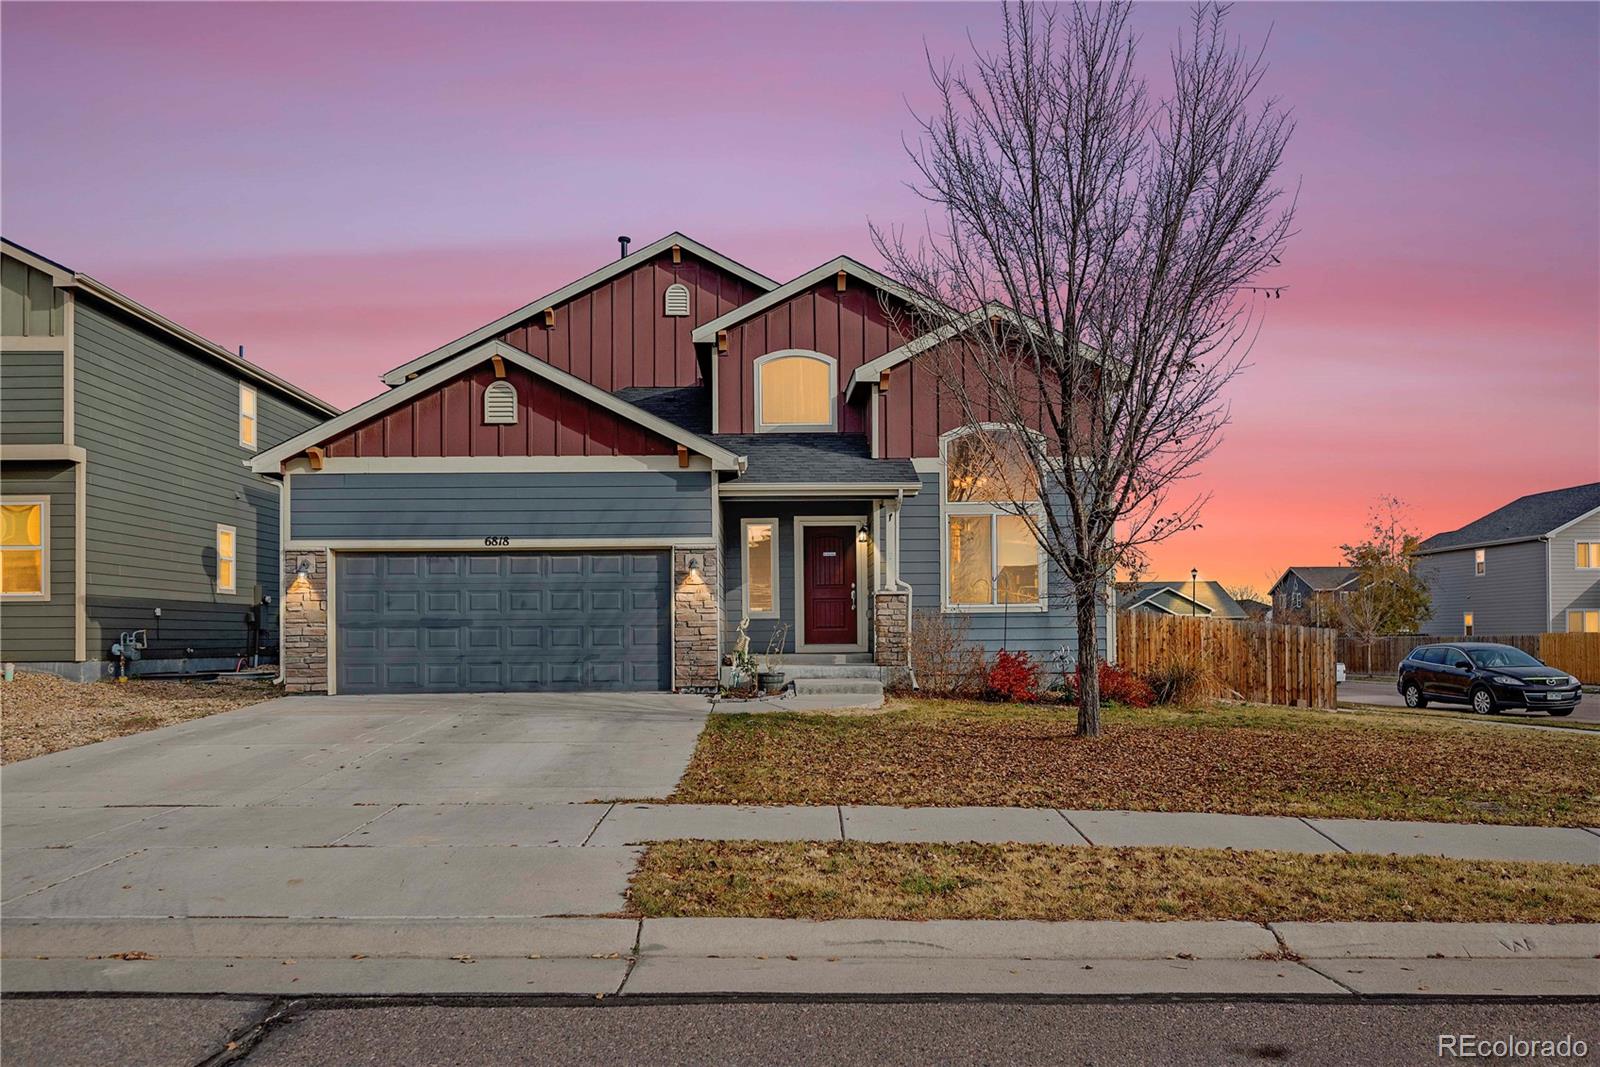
[1075,580,1102,738]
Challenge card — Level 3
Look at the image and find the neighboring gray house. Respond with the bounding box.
[0,240,338,679]
[1269,566,1357,626]
[247,233,1112,696]
[1416,482,1600,636]
[1120,580,1247,620]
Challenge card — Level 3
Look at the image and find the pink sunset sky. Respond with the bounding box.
[3,1,1595,590]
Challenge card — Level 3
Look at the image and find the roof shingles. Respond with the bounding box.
[1419,483,1600,553]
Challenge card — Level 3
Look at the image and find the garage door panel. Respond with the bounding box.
[337,551,671,694]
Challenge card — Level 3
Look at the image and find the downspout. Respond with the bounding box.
[892,488,918,690]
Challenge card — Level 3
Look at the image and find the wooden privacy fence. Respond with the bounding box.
[1116,612,1336,709]
[1337,633,1600,682]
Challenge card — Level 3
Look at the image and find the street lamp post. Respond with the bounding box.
[1191,567,1198,618]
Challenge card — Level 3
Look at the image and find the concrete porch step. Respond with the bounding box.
[779,664,887,680]
[792,678,886,698]
[784,653,876,666]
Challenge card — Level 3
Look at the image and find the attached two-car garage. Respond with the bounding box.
[334,551,672,694]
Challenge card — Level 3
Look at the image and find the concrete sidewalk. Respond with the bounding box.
[587,803,1600,865]
[5,918,1596,997]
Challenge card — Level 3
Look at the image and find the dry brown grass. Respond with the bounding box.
[629,840,1600,923]
[1,671,276,763]
[668,699,1600,826]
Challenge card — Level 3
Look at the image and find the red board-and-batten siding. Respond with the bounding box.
[497,251,766,391]
[717,281,914,436]
[323,363,675,458]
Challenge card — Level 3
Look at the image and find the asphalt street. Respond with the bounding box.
[4,996,1597,1067]
[1338,677,1600,723]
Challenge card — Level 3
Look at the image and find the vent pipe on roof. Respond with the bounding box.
[617,235,631,260]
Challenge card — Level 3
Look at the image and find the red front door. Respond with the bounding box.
[803,525,857,646]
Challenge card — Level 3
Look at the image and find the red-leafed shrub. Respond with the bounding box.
[985,649,1043,703]
[1093,662,1156,708]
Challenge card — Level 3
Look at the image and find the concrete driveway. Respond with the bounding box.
[2,693,709,972]
[1338,678,1600,724]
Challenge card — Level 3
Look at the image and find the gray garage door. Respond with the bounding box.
[335,551,671,694]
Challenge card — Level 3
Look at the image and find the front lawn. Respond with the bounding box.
[667,699,1600,826]
[0,672,277,764]
[629,840,1600,924]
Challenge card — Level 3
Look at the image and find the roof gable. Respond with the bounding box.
[691,256,936,344]
[1126,580,1245,618]
[1275,566,1358,592]
[1418,482,1600,553]
[251,340,742,473]
[381,233,776,387]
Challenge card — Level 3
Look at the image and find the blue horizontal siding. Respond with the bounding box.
[291,471,713,541]
[901,472,1106,668]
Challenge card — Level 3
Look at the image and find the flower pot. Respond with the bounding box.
[758,671,786,693]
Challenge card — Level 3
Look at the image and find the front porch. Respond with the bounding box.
[717,497,911,682]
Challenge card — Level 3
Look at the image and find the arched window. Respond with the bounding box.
[941,427,1044,609]
[754,350,836,432]
[663,283,691,317]
[483,380,518,425]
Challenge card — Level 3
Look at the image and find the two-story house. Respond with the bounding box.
[249,233,1111,694]
[1269,567,1356,626]
[1416,482,1600,636]
[0,240,338,679]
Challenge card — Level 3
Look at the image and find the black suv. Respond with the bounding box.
[1397,642,1582,716]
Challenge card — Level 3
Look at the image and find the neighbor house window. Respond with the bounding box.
[238,384,258,449]
[216,524,237,594]
[1463,612,1473,636]
[1474,548,1485,576]
[1569,610,1600,633]
[1577,543,1599,569]
[942,429,1044,609]
[483,380,518,425]
[755,351,836,431]
[0,498,47,599]
[742,518,778,617]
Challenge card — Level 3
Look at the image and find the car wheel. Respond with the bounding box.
[1402,682,1426,708]
[1470,686,1496,715]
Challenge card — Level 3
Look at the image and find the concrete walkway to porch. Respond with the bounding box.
[581,803,1600,865]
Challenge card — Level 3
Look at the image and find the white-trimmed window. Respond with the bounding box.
[216,524,237,594]
[941,428,1044,610]
[1569,610,1600,633]
[741,518,778,618]
[663,283,691,317]
[1463,612,1474,637]
[0,498,48,599]
[238,383,258,449]
[483,380,518,425]
[1577,542,1599,569]
[754,350,836,432]
[1474,548,1485,576]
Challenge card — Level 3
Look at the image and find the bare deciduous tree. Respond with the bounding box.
[874,1,1295,736]
[1338,495,1433,671]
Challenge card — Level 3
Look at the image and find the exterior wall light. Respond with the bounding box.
[687,557,702,577]
[857,526,869,544]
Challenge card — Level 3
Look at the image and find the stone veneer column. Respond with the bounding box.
[281,548,328,694]
[873,590,910,681]
[673,546,720,690]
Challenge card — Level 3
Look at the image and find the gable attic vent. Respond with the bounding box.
[663,282,691,317]
[483,380,519,425]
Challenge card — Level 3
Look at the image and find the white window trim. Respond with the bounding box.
[1474,548,1485,576]
[216,523,238,595]
[0,496,50,601]
[793,516,868,652]
[753,349,837,433]
[238,383,258,451]
[937,426,1047,614]
[740,516,780,620]
[1576,542,1599,570]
